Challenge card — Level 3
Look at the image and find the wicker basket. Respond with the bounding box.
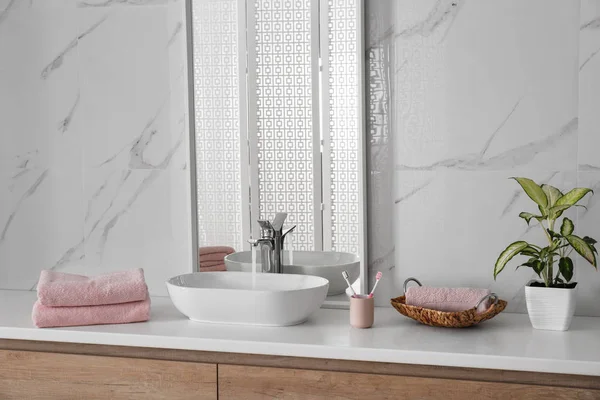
[390,278,507,328]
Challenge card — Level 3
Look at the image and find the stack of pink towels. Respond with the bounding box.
[32,269,150,328]
[199,246,235,272]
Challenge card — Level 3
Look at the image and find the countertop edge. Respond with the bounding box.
[1,326,599,377]
[2,290,600,378]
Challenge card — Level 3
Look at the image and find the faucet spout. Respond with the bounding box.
[248,214,295,274]
[248,237,274,273]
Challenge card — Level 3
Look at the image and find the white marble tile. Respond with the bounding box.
[0,0,27,22]
[0,1,191,296]
[75,167,192,296]
[374,0,583,312]
[573,172,600,316]
[0,169,84,290]
[579,0,600,171]
[391,0,579,173]
[76,6,185,170]
[367,151,395,305]
[76,0,174,7]
[393,171,578,313]
[30,0,76,9]
[167,0,189,170]
[0,4,80,172]
[69,2,190,295]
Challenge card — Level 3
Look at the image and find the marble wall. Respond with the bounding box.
[366,0,600,315]
[3,0,599,312]
[0,0,192,296]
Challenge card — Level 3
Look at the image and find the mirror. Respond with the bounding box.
[187,0,367,304]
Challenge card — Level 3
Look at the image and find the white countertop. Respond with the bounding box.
[1,290,600,376]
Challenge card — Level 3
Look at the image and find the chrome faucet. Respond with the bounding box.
[248,213,296,273]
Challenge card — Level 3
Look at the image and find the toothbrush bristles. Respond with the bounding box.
[369,271,383,297]
[342,270,356,295]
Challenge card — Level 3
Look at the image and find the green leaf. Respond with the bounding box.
[541,184,563,207]
[519,212,543,225]
[517,259,545,277]
[566,234,597,268]
[549,238,561,251]
[520,245,541,258]
[532,260,545,275]
[583,236,598,254]
[560,218,574,236]
[494,241,529,279]
[520,249,539,257]
[559,257,574,282]
[511,177,548,209]
[547,229,562,239]
[583,236,597,245]
[555,188,593,208]
[549,204,573,219]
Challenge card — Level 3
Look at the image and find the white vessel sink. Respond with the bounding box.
[166,271,329,326]
[224,251,359,295]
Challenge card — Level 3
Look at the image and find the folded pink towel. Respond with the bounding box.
[199,264,227,272]
[200,260,228,268]
[32,297,151,328]
[199,246,235,263]
[37,269,148,307]
[406,287,492,313]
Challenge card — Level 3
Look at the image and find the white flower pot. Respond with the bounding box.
[525,283,577,331]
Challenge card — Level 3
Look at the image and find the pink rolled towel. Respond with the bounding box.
[406,287,492,313]
[32,297,150,328]
[37,269,148,307]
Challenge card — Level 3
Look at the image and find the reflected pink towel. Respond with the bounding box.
[201,260,227,268]
[199,263,227,272]
[199,246,235,263]
[32,297,151,328]
[406,287,491,313]
[37,269,148,307]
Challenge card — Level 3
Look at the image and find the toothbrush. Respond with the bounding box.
[368,271,383,298]
[342,271,356,296]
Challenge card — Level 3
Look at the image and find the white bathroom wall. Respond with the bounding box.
[366,0,600,315]
[0,0,191,296]
[576,0,600,316]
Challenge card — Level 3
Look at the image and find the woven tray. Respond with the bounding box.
[390,295,507,328]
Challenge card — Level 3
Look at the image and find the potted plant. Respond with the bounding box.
[493,177,597,331]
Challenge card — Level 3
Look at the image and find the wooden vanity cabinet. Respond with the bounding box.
[218,365,600,400]
[0,350,217,400]
[1,344,599,400]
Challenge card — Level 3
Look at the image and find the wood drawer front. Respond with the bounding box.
[218,365,600,400]
[0,350,217,400]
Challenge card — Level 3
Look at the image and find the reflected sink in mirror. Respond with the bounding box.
[166,272,329,326]
[224,251,359,296]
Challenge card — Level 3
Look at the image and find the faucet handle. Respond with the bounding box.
[282,225,296,238]
[271,212,288,232]
[257,220,274,238]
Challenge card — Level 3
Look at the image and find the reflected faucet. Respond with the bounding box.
[248,213,296,274]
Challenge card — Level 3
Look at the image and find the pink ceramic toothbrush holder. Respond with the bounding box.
[350,295,374,328]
